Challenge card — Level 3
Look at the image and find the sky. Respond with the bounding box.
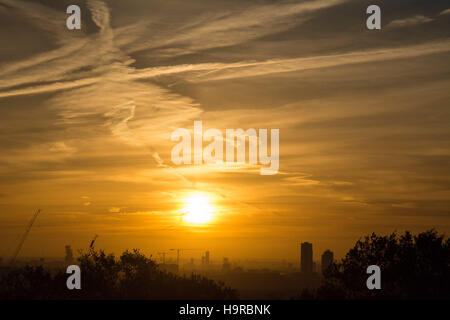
[0,0,449,263]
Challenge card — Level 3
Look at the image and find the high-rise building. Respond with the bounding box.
[205,251,210,265]
[301,242,313,274]
[321,249,334,274]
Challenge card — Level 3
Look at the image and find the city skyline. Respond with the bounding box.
[3,238,336,268]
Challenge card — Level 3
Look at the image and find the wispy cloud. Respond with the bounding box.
[181,39,450,82]
[1,0,450,253]
[386,15,434,28]
[0,0,82,44]
[125,0,348,56]
[439,8,450,16]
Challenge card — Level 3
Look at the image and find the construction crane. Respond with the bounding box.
[10,209,41,265]
[169,248,202,268]
[89,234,98,249]
[157,251,171,264]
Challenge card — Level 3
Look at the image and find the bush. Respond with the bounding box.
[0,249,238,300]
[316,230,450,299]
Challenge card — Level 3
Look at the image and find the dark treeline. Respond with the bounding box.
[1,230,449,300]
[305,229,450,300]
[0,249,237,300]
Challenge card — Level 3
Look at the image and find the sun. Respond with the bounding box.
[182,194,214,224]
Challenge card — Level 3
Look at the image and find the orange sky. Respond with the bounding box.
[1,0,450,262]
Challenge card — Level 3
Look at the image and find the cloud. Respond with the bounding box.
[5,37,447,101]
[1,0,448,102]
[182,40,450,82]
[1,0,450,253]
[0,0,202,146]
[439,8,450,16]
[87,0,111,32]
[125,0,348,56]
[386,15,434,28]
[0,0,83,44]
[48,142,76,154]
[392,202,417,209]
[283,175,321,186]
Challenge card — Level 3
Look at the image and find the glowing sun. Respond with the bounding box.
[182,194,214,224]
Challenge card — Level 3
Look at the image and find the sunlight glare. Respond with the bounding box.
[182,194,214,224]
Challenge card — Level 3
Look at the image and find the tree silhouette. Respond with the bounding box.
[0,265,54,299]
[0,249,237,300]
[316,230,450,299]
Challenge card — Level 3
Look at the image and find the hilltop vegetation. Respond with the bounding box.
[0,249,237,300]
[314,230,450,299]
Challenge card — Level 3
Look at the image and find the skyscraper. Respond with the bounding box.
[301,242,313,274]
[321,249,334,274]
